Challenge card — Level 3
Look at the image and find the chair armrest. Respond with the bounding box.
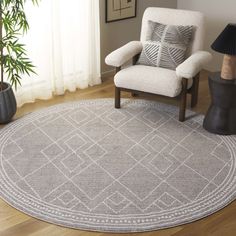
[105,41,143,67]
[176,51,213,79]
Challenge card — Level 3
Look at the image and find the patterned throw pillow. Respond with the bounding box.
[137,21,194,70]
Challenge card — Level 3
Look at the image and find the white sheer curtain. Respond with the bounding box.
[15,0,101,107]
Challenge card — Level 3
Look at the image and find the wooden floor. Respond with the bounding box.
[0,71,236,236]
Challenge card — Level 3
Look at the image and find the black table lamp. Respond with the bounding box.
[211,23,236,80]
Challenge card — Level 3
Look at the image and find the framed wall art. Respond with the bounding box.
[106,0,137,23]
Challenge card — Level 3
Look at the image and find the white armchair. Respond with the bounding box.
[105,7,212,122]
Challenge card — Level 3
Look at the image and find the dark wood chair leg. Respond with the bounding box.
[115,87,121,109]
[179,78,188,122]
[131,93,138,97]
[114,67,121,109]
[116,67,121,73]
[132,54,140,65]
[191,73,200,108]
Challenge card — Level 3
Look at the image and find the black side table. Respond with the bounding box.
[203,72,236,135]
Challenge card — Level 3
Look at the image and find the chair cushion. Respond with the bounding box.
[141,8,205,56]
[114,65,193,98]
[137,21,194,70]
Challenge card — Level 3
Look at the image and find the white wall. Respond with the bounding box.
[100,0,177,77]
[177,0,236,71]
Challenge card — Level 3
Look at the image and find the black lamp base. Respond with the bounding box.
[203,73,236,135]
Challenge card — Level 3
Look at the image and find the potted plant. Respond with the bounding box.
[0,0,38,124]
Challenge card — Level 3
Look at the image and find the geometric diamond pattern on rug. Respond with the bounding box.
[107,110,127,124]
[61,153,84,172]
[143,110,164,124]
[8,149,49,178]
[180,131,217,156]
[69,109,90,124]
[89,104,111,116]
[212,164,231,186]
[80,118,113,142]
[98,130,135,154]
[171,145,192,163]
[151,154,173,173]
[2,161,21,183]
[148,135,168,153]
[41,117,74,141]
[42,143,64,159]
[105,198,130,213]
[85,144,106,161]
[127,144,149,161]
[159,119,193,143]
[0,99,234,233]
[213,143,232,163]
[108,192,125,205]
[2,141,22,160]
[159,193,175,206]
[25,163,67,198]
[97,152,136,178]
[185,154,225,181]
[105,192,130,213]
[10,122,37,141]
[16,129,52,152]
[120,164,162,200]
[120,118,153,142]
[65,134,86,151]
[166,165,209,201]
[103,109,132,128]
[58,191,75,204]
[72,164,114,199]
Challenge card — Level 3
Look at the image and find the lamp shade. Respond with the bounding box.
[211,24,236,55]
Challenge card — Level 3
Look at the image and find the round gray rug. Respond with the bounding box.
[0,99,235,233]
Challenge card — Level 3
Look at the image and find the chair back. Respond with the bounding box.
[141,7,205,56]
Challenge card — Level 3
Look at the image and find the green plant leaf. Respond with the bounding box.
[0,0,40,90]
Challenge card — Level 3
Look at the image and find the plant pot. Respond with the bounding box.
[0,83,17,124]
